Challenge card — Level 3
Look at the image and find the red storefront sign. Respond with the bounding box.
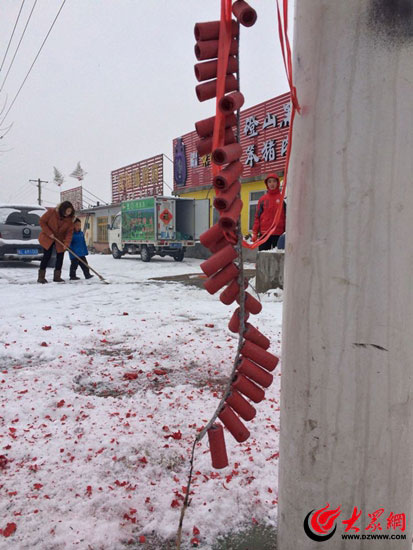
[112,154,164,203]
[173,92,290,190]
[60,186,83,211]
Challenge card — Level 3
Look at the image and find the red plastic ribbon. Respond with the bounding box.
[210,0,299,249]
[242,0,300,249]
[212,0,233,178]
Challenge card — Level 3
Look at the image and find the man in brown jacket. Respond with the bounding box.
[38,201,75,283]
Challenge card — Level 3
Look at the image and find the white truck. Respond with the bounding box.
[108,196,209,262]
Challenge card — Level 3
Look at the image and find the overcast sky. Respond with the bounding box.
[0,0,293,207]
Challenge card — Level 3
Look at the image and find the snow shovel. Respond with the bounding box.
[53,236,110,284]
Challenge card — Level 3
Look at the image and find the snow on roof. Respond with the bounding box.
[0,203,47,209]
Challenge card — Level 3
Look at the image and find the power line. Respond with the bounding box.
[163,153,174,165]
[9,184,34,204]
[0,0,67,128]
[82,186,109,205]
[0,122,14,140]
[0,0,38,95]
[7,181,32,202]
[43,184,60,195]
[0,0,27,73]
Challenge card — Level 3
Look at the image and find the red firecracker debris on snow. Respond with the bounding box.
[123,372,138,380]
[153,369,167,376]
[0,523,17,537]
[40,342,48,347]
[42,326,52,331]
[164,431,182,440]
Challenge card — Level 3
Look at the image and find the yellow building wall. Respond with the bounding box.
[176,179,270,235]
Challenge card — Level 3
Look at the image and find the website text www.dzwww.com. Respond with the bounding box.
[342,534,407,540]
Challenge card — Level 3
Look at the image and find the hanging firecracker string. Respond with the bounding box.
[177,0,294,545]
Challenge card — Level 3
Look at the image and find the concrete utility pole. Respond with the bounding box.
[29,178,48,206]
[278,1,413,549]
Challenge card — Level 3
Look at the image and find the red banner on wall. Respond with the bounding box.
[173,92,291,190]
[111,154,164,203]
[60,186,83,211]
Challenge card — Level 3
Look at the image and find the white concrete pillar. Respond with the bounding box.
[278,1,413,548]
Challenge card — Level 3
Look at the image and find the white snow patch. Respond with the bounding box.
[0,254,282,549]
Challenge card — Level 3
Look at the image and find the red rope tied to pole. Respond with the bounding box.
[276,0,300,112]
[212,0,233,171]
[242,0,299,250]
[212,0,239,245]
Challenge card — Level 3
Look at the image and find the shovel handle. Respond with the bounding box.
[53,236,107,282]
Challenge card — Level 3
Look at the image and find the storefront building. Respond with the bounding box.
[78,204,121,253]
[111,154,164,204]
[173,92,290,235]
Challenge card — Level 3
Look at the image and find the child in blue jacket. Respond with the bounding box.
[69,218,93,280]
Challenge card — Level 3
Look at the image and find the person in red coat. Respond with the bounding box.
[37,201,75,283]
[252,173,286,251]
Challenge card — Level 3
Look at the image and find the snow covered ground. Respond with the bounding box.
[0,254,282,549]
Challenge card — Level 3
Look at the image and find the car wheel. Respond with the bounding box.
[140,245,151,262]
[112,244,122,259]
[173,250,184,262]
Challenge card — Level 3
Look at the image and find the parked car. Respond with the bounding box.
[0,204,48,262]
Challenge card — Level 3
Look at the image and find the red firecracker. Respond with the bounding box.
[241,340,279,372]
[218,404,250,442]
[207,423,229,469]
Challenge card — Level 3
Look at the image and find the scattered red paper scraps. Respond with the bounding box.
[153,369,167,376]
[0,523,17,537]
[139,535,146,543]
[56,400,65,408]
[42,326,52,331]
[164,431,182,440]
[123,372,138,380]
[122,312,129,316]
[266,452,279,461]
[40,342,48,347]
[0,455,8,469]
[204,323,215,328]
